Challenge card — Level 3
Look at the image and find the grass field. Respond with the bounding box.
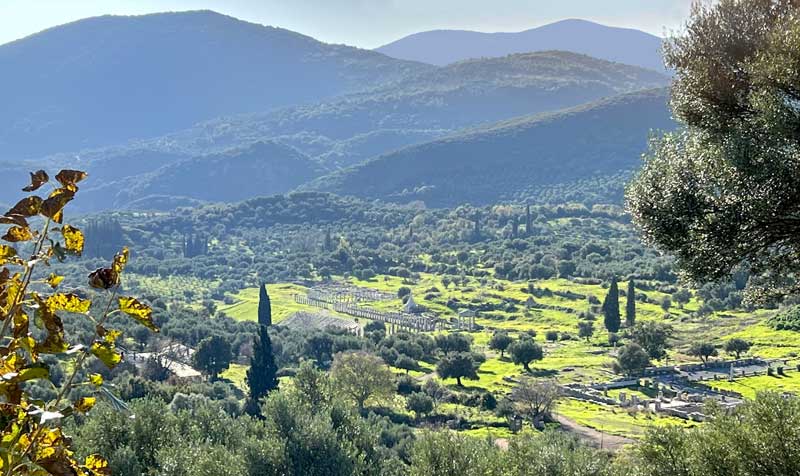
[555,398,696,438]
[711,371,800,399]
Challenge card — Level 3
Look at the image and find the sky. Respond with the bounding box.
[0,0,694,48]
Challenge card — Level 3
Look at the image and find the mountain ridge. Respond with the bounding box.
[376,19,666,72]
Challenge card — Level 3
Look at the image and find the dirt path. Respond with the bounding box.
[555,416,634,451]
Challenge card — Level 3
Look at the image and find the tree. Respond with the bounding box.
[688,341,718,365]
[258,282,272,327]
[509,338,544,372]
[406,392,434,420]
[245,325,279,413]
[511,378,560,425]
[435,333,472,354]
[626,279,636,327]
[394,354,419,374]
[626,0,800,303]
[724,338,752,360]
[577,321,594,342]
[660,296,672,314]
[436,352,481,387]
[330,351,395,410]
[293,360,332,408]
[673,288,692,308]
[615,343,651,376]
[630,321,673,362]
[545,330,559,342]
[489,331,513,358]
[0,170,160,473]
[193,335,232,379]
[602,277,621,333]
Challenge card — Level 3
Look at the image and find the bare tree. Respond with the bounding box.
[511,378,561,426]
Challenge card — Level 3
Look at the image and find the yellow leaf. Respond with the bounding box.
[84,454,110,475]
[46,273,64,289]
[103,329,122,345]
[74,396,96,413]
[22,170,49,192]
[47,293,91,314]
[1,226,33,243]
[112,247,129,274]
[88,374,103,386]
[91,342,121,369]
[61,225,84,256]
[118,297,158,332]
[0,245,17,265]
[40,188,74,223]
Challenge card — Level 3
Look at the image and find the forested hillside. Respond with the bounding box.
[377,19,666,71]
[306,89,676,207]
[0,10,428,158]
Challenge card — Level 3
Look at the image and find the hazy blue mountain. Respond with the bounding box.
[304,89,676,207]
[130,51,669,168]
[0,10,429,159]
[73,141,327,211]
[377,19,665,71]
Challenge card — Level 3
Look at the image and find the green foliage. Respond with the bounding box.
[626,279,636,327]
[602,277,621,333]
[630,321,673,361]
[258,283,272,327]
[330,352,396,410]
[193,335,233,379]
[488,331,513,357]
[245,325,279,412]
[615,343,651,376]
[436,352,481,387]
[724,338,752,360]
[687,341,718,364]
[627,0,800,303]
[629,392,800,476]
[405,392,434,420]
[768,306,800,331]
[508,338,544,372]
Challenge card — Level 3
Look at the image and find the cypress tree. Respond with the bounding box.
[525,204,532,236]
[626,279,636,327]
[258,283,272,327]
[245,325,279,415]
[602,277,621,333]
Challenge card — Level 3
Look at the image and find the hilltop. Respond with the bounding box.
[377,19,666,71]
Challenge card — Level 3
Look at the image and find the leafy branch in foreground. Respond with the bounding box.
[0,170,158,475]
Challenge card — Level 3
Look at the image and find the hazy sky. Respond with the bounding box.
[0,0,694,48]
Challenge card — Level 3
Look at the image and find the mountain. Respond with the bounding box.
[127,51,670,168]
[74,141,327,211]
[303,89,677,207]
[0,10,429,159]
[376,19,665,71]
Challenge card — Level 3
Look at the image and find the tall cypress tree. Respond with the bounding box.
[245,325,279,415]
[602,277,621,333]
[626,279,636,327]
[258,283,272,327]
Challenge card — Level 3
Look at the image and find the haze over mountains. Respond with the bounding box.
[0,10,676,212]
[376,19,666,71]
[0,10,427,158]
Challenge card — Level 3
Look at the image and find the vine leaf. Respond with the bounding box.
[118,297,158,332]
[46,273,64,289]
[6,196,42,217]
[22,170,49,192]
[61,225,84,256]
[74,396,96,413]
[40,188,75,223]
[55,170,88,191]
[90,342,121,369]
[1,226,33,243]
[47,293,92,314]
